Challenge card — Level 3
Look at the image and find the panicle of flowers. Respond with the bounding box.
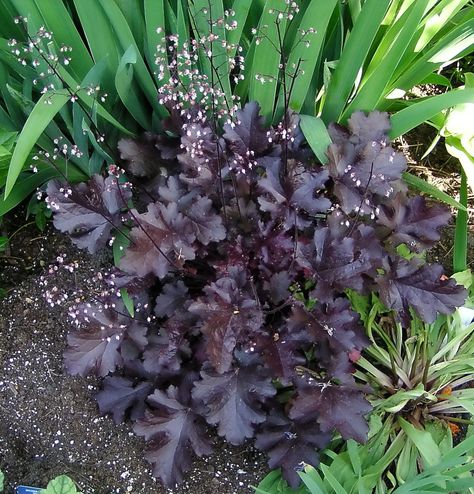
[153,11,245,127]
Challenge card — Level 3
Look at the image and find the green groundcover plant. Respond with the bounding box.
[256,271,474,493]
[0,472,80,494]
[256,434,474,494]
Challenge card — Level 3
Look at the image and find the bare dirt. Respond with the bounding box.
[0,223,267,494]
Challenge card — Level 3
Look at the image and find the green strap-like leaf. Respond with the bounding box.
[299,114,332,164]
[275,0,338,119]
[321,0,391,124]
[4,91,69,198]
[398,417,442,467]
[97,0,165,117]
[115,45,151,129]
[454,170,468,273]
[249,0,287,124]
[389,88,474,138]
[342,0,430,119]
[31,0,94,80]
[144,0,169,84]
[402,172,467,211]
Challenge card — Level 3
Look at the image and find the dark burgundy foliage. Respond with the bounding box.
[290,378,372,443]
[134,385,212,486]
[96,376,153,423]
[48,106,466,487]
[192,354,276,444]
[46,175,131,254]
[256,411,331,488]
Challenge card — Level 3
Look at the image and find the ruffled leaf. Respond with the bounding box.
[96,376,153,423]
[192,354,276,444]
[134,385,212,487]
[377,259,467,323]
[120,202,196,279]
[290,379,371,443]
[64,301,146,377]
[46,175,131,254]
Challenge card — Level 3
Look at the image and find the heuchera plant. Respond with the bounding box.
[45,103,466,487]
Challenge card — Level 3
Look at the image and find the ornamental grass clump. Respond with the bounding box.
[45,101,466,487]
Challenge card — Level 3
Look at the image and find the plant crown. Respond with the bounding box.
[45,99,466,487]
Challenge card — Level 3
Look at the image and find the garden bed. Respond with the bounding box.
[0,229,267,494]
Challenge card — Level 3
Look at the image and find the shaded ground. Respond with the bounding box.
[0,228,267,494]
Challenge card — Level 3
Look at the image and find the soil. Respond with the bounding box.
[0,223,267,494]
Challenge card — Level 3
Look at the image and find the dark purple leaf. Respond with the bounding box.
[288,299,369,362]
[255,411,331,488]
[118,132,163,178]
[188,270,264,373]
[327,111,406,215]
[265,271,292,304]
[377,259,467,323]
[192,355,276,444]
[155,281,189,318]
[377,195,451,252]
[120,202,196,279]
[96,376,153,423]
[223,101,274,174]
[64,301,146,377]
[158,176,226,244]
[256,327,307,384]
[142,315,191,376]
[296,227,381,301]
[46,175,131,254]
[290,379,371,443]
[178,123,227,190]
[258,161,330,229]
[134,386,212,487]
[223,101,270,156]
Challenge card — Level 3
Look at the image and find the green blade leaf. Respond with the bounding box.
[144,0,169,84]
[342,0,430,118]
[398,417,441,467]
[249,0,287,123]
[97,0,164,117]
[115,45,151,129]
[299,114,332,164]
[227,0,253,58]
[5,91,69,198]
[402,172,467,211]
[454,170,468,273]
[321,0,391,124]
[31,0,94,80]
[276,0,338,118]
[191,0,232,108]
[120,288,135,317]
[72,0,121,94]
[389,88,474,138]
[56,65,134,136]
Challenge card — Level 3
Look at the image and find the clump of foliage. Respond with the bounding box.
[44,100,466,486]
[257,271,474,493]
